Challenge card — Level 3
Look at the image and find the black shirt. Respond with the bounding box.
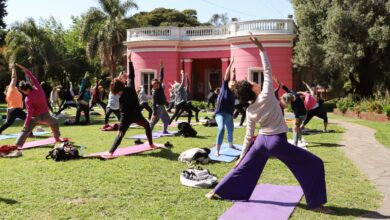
[120,62,141,118]
[282,85,306,118]
[152,67,167,114]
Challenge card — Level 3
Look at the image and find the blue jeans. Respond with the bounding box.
[215,112,234,146]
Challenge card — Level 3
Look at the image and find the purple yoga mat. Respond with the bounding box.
[219,184,303,220]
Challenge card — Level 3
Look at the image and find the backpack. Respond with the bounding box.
[46,141,80,161]
[203,117,217,127]
[180,167,218,188]
[177,122,197,137]
[178,148,211,164]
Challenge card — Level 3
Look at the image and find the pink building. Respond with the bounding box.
[125,19,295,100]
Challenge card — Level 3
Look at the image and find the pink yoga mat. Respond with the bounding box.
[22,138,71,149]
[219,184,303,220]
[86,143,164,159]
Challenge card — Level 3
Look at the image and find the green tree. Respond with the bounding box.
[209,13,229,26]
[5,18,59,80]
[132,8,201,27]
[0,0,8,45]
[81,0,138,77]
[292,0,390,98]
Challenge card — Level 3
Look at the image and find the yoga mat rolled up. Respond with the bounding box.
[219,184,303,220]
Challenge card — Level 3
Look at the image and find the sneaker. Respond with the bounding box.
[4,150,22,158]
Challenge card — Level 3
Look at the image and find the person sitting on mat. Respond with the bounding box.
[104,90,121,125]
[149,61,170,133]
[75,73,92,125]
[14,63,62,150]
[56,78,77,116]
[206,34,332,214]
[137,86,152,120]
[0,64,31,138]
[214,57,238,157]
[297,90,328,132]
[169,70,194,124]
[90,78,107,113]
[279,80,307,146]
[103,53,156,156]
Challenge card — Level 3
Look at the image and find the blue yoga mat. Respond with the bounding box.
[0,131,49,141]
[0,134,19,140]
[209,143,243,162]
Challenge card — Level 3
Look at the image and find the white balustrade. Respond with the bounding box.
[126,19,294,42]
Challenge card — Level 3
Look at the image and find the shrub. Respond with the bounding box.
[191,101,208,110]
[336,95,357,113]
[383,104,390,118]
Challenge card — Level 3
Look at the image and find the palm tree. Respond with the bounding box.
[5,18,59,79]
[81,0,138,77]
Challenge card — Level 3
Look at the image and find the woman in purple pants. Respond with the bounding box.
[206,34,333,214]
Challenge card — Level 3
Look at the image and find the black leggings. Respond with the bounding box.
[167,101,175,113]
[90,100,107,113]
[234,104,247,126]
[170,102,193,124]
[110,115,153,153]
[0,108,26,134]
[207,97,216,109]
[56,101,77,115]
[303,107,328,126]
[105,108,121,124]
[75,103,90,124]
[140,102,152,120]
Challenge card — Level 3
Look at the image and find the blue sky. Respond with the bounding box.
[5,0,294,28]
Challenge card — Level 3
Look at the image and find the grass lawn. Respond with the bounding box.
[0,105,381,219]
[330,113,390,149]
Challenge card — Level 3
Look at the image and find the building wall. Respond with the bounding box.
[127,40,293,100]
[129,48,180,97]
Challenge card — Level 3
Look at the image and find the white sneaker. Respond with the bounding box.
[4,150,22,158]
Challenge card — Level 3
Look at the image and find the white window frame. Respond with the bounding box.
[247,67,264,84]
[140,69,157,96]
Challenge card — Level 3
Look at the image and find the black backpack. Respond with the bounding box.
[46,141,80,161]
[203,117,217,127]
[177,122,197,137]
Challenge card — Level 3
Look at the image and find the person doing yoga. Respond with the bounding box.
[0,65,29,136]
[14,64,62,149]
[279,80,307,146]
[206,34,332,214]
[103,53,156,156]
[214,57,238,157]
[149,61,170,133]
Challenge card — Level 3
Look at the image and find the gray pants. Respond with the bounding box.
[150,105,170,133]
[293,116,306,146]
[16,112,61,146]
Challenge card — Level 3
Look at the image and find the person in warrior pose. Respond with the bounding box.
[206,34,332,214]
[103,53,155,156]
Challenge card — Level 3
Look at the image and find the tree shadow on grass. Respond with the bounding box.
[136,149,180,161]
[297,204,390,219]
[0,198,18,205]
[309,142,345,148]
